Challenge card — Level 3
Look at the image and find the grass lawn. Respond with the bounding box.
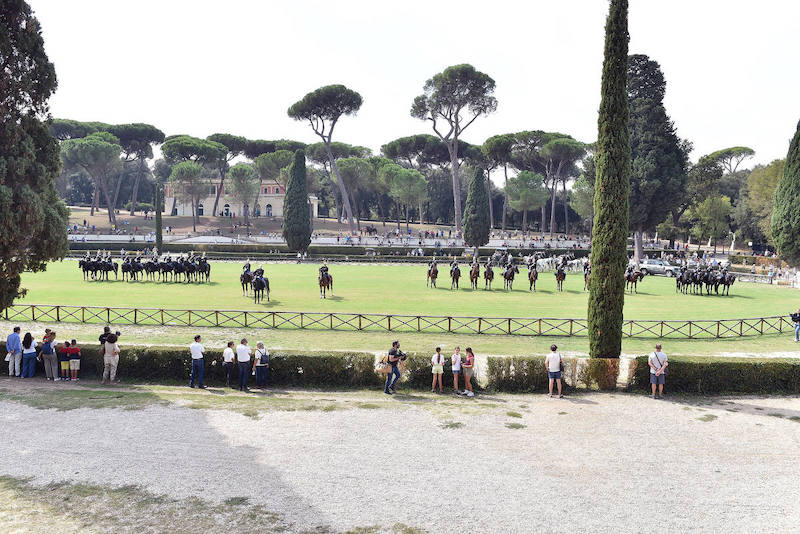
[16,259,796,320]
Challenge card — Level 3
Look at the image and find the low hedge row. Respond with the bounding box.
[485,356,620,392]
[628,356,800,394]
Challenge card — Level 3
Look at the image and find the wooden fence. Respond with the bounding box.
[2,304,792,339]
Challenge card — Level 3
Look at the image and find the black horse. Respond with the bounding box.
[503,264,519,290]
[253,275,270,303]
[241,271,253,296]
[450,265,461,290]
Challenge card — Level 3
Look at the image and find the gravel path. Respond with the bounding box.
[2,386,799,533]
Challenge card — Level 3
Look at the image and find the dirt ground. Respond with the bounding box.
[1,378,798,533]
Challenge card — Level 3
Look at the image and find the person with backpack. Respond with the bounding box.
[791,309,800,342]
[40,332,59,381]
[253,342,270,389]
[546,344,564,398]
[648,344,668,399]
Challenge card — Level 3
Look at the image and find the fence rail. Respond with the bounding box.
[2,304,792,339]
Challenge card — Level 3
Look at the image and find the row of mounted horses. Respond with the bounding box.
[427,261,570,292]
[78,257,211,283]
[676,268,736,295]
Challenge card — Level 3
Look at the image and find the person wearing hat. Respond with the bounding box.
[648,344,668,399]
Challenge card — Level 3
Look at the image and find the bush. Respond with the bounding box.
[123,202,155,213]
[628,356,800,394]
[580,358,620,391]
[485,356,580,393]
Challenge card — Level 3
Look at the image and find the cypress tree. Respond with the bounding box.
[462,167,491,247]
[154,179,163,254]
[0,1,69,311]
[771,119,800,265]
[282,149,311,252]
[587,0,630,358]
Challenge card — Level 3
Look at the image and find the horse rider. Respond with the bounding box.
[253,264,265,278]
[242,259,251,276]
[319,260,329,282]
[428,258,438,276]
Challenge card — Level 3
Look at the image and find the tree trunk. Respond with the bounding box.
[448,142,463,234]
[486,168,494,230]
[190,196,196,232]
[212,169,225,217]
[98,178,116,226]
[244,203,250,233]
[396,202,401,230]
[112,171,124,212]
[349,191,361,231]
[549,184,557,238]
[562,178,569,235]
[331,186,340,223]
[170,195,177,217]
[541,204,547,234]
[522,208,528,237]
[91,182,98,216]
[633,227,644,264]
[502,165,509,231]
[129,159,145,215]
[418,200,424,226]
[406,204,410,233]
[155,180,163,254]
[326,142,355,233]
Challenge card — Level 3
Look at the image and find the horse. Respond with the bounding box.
[197,259,211,282]
[484,263,494,290]
[319,272,333,299]
[469,263,480,290]
[625,269,644,293]
[503,264,519,290]
[583,266,591,291]
[253,275,270,303]
[528,264,539,291]
[450,266,461,290]
[427,264,438,288]
[555,267,566,292]
[718,271,736,296]
[240,271,253,296]
[121,260,133,282]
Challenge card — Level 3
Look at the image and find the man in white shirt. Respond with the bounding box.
[189,335,206,389]
[545,344,564,398]
[222,341,235,388]
[648,344,668,399]
[235,338,252,392]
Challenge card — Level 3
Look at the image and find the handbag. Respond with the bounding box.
[4,352,10,362]
[376,362,392,374]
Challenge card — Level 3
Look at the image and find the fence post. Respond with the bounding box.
[161,309,164,325]
[3,307,7,320]
[570,319,574,336]
[106,308,110,323]
[779,317,783,333]
[388,316,392,331]
[215,311,219,327]
[538,319,542,335]
[688,321,692,338]
[82,307,85,323]
[629,321,633,337]
[134,309,137,325]
[56,306,60,322]
[299,312,302,329]
[507,318,510,335]
[760,318,764,334]
[418,316,421,332]
[450,317,453,333]
[358,314,362,331]
[330,313,333,330]
[272,312,276,328]
[478,317,481,334]
[739,320,743,336]
[244,311,248,327]
[188,310,191,326]
[716,321,720,338]
[660,321,664,337]
[30,304,35,321]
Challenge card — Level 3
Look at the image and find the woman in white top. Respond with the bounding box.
[431,347,445,393]
[451,346,462,394]
[222,341,235,387]
[253,341,270,389]
[545,344,564,398]
[20,333,37,378]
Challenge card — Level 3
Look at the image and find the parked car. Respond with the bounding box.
[639,258,678,277]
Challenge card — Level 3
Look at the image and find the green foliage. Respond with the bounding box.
[123,201,154,212]
[254,150,294,187]
[689,195,732,243]
[629,356,800,394]
[60,132,123,225]
[106,123,165,160]
[746,159,785,241]
[381,163,427,230]
[462,168,491,247]
[772,120,800,265]
[580,358,620,391]
[506,171,549,233]
[708,146,755,174]
[161,135,227,166]
[627,54,689,234]
[287,85,363,124]
[283,150,311,252]
[227,163,259,226]
[588,0,630,359]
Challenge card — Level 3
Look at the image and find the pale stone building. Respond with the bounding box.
[163,180,318,218]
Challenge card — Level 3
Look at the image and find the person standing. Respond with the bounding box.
[462,347,476,397]
[648,344,668,399]
[431,347,445,393]
[41,332,59,381]
[546,344,564,398]
[6,326,22,377]
[451,346,462,394]
[235,339,252,392]
[189,335,206,389]
[253,342,270,389]
[222,341,235,387]
[101,333,121,385]
[791,309,800,342]
[68,339,81,381]
[384,340,403,395]
[20,333,37,378]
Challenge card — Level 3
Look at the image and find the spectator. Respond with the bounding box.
[235,338,252,392]
[648,343,668,399]
[384,340,403,395]
[102,333,121,385]
[58,338,71,381]
[431,346,445,393]
[451,346,462,394]
[546,344,564,398]
[68,339,81,381]
[791,309,800,342]
[222,341,235,387]
[40,331,59,381]
[189,335,206,389]
[20,333,37,378]
[462,347,476,397]
[6,326,22,377]
[253,342,270,389]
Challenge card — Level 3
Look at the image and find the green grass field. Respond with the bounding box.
[15,260,795,320]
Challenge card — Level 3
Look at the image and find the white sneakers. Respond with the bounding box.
[465,391,474,397]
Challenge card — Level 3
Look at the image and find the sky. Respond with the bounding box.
[29,0,800,178]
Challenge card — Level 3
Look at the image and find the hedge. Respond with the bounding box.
[628,356,800,394]
[485,356,620,392]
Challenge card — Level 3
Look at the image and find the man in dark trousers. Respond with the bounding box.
[384,340,404,395]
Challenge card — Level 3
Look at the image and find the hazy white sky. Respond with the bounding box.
[30,0,800,171]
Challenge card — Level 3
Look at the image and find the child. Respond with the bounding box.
[462,347,476,397]
[451,346,462,394]
[431,347,445,393]
[68,339,81,381]
[58,340,71,381]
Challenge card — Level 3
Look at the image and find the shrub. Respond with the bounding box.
[581,358,620,390]
[628,356,800,394]
[485,355,579,393]
[123,202,155,213]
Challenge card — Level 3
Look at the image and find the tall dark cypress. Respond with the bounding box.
[587,0,630,358]
[154,180,163,254]
[771,119,800,265]
[282,149,311,252]
[462,167,491,247]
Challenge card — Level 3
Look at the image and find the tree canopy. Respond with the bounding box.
[282,150,311,252]
[227,163,259,229]
[462,168,491,246]
[60,132,123,224]
[771,120,800,265]
[506,170,549,235]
